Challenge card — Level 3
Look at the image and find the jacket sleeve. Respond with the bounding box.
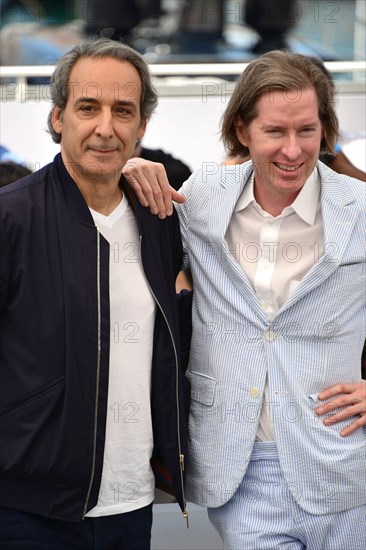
[176,289,192,373]
[170,205,192,372]
[175,171,199,271]
[0,213,10,317]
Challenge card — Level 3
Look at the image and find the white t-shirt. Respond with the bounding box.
[86,196,156,516]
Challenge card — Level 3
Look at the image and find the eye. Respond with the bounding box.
[79,105,95,113]
[115,107,132,116]
[266,129,282,135]
[300,127,317,135]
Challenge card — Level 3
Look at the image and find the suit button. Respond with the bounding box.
[264,330,275,341]
[249,387,260,398]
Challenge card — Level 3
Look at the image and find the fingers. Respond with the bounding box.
[124,161,164,215]
[172,190,186,204]
[315,380,366,437]
[123,162,149,207]
[317,382,360,400]
[123,160,180,218]
[339,416,366,437]
[316,392,364,415]
[316,403,366,437]
[322,404,363,425]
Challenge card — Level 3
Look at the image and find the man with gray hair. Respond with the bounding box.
[0,39,189,548]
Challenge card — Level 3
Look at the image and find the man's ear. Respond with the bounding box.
[51,107,63,134]
[234,116,248,147]
[137,117,147,141]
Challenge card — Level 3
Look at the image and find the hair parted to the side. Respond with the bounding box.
[221,50,339,157]
[47,38,158,143]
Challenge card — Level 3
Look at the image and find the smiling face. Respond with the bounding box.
[235,87,323,215]
[51,56,146,189]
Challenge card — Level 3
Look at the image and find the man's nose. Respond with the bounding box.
[282,134,301,159]
[95,111,114,138]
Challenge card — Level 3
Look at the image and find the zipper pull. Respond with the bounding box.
[183,509,189,528]
[179,453,185,471]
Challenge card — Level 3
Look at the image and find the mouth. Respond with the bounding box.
[89,147,117,154]
[274,162,303,172]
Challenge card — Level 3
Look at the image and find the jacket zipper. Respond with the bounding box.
[139,235,189,528]
[82,227,102,518]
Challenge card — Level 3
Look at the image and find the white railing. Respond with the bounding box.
[1,60,365,79]
[1,61,365,101]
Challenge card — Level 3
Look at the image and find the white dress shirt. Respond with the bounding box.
[225,168,324,440]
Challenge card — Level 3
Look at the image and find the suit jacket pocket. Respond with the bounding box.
[186,370,216,406]
[0,377,66,473]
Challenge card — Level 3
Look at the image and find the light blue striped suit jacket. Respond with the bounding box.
[177,161,366,514]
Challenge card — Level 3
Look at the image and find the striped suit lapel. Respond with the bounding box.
[207,164,268,320]
[279,164,359,314]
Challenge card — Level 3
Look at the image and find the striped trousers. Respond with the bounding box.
[208,442,366,549]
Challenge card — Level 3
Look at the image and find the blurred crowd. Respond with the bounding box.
[0,1,299,65]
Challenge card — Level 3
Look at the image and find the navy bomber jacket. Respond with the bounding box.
[0,153,190,522]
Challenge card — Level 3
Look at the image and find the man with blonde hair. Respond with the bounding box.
[126,51,366,549]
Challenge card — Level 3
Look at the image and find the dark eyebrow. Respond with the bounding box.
[73,98,137,109]
[113,100,138,110]
[73,97,98,107]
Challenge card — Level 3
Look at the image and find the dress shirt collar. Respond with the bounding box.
[235,167,320,226]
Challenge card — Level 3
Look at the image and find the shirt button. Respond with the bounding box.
[249,387,260,398]
[264,330,275,341]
